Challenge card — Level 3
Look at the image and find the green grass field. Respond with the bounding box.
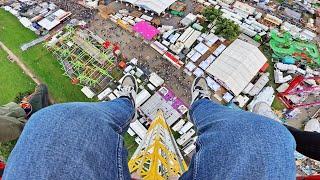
[0,9,88,103]
[0,49,35,104]
[123,133,138,160]
[0,48,36,161]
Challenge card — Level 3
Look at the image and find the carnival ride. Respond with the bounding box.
[277,75,320,109]
[269,30,320,65]
[45,26,120,92]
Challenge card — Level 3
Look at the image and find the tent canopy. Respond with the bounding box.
[206,39,267,96]
[122,0,176,14]
[132,21,159,40]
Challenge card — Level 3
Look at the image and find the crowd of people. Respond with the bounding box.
[89,14,193,102]
[51,0,96,20]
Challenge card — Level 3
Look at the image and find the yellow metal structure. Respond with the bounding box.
[128,110,188,179]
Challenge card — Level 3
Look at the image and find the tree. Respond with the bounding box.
[202,7,223,22]
[214,18,241,41]
[202,8,240,40]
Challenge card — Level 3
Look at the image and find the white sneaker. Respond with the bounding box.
[191,77,211,105]
[119,74,138,122]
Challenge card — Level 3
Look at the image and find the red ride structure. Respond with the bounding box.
[277,75,320,109]
[0,161,5,180]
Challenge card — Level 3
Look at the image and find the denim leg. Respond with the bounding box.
[3,98,134,180]
[180,99,296,180]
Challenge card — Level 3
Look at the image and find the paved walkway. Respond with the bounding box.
[0,41,41,84]
[0,41,55,103]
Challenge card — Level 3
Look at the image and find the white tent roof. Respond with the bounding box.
[122,0,176,14]
[38,9,70,30]
[19,17,32,28]
[38,18,60,31]
[130,120,147,139]
[136,89,151,107]
[206,39,267,96]
[149,72,164,87]
[81,86,95,98]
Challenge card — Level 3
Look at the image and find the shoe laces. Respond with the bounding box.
[120,86,134,95]
[120,85,136,110]
[195,87,210,99]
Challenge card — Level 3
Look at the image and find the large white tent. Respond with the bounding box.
[206,39,267,96]
[121,0,176,15]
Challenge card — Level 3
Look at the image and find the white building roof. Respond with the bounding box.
[194,42,209,55]
[136,89,151,107]
[179,122,193,135]
[108,93,117,100]
[172,119,186,132]
[185,62,196,71]
[180,13,197,26]
[98,88,112,100]
[233,1,256,15]
[193,68,204,77]
[204,33,219,47]
[300,29,317,41]
[223,92,234,102]
[234,95,249,108]
[149,72,164,87]
[122,0,176,14]
[199,59,211,70]
[190,51,202,62]
[130,120,147,139]
[247,86,275,111]
[248,73,270,96]
[206,76,221,91]
[19,17,32,28]
[81,86,95,98]
[140,87,187,126]
[38,17,60,31]
[127,128,136,136]
[206,39,267,96]
[38,9,71,30]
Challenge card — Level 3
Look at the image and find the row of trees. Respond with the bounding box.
[202,7,240,41]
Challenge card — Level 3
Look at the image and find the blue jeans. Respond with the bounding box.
[3,98,296,179]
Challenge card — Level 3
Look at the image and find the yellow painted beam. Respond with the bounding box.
[129,110,188,179]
